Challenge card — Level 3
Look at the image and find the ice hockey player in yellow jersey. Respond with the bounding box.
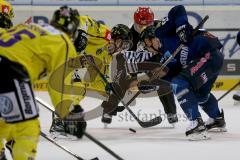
[0,6,87,160]
[69,6,112,108]
[72,6,111,95]
[49,6,112,139]
[0,1,14,159]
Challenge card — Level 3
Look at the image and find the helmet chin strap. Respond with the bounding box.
[149,45,162,55]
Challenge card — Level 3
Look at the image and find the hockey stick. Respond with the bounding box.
[82,15,209,128]
[123,15,210,116]
[36,97,124,160]
[82,53,162,128]
[40,132,98,160]
[217,81,240,102]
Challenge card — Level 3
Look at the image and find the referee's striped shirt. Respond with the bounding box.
[124,50,153,74]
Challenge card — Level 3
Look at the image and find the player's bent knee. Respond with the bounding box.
[171,77,190,99]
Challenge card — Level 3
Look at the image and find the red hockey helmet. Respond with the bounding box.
[134,7,154,25]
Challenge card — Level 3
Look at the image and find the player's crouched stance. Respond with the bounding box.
[172,35,227,140]
[0,6,87,160]
[49,105,86,140]
[48,6,87,140]
[140,26,226,141]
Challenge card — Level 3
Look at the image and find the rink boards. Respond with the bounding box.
[10,5,240,91]
[33,78,239,91]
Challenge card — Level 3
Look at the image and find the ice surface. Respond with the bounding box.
[6,91,240,160]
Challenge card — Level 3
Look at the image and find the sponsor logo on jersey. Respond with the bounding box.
[190,52,210,75]
[180,46,189,67]
[19,83,33,114]
[0,96,13,114]
[200,72,208,84]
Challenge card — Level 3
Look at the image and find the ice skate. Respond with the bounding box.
[233,94,240,106]
[233,93,240,101]
[101,113,112,124]
[186,118,210,141]
[205,109,227,132]
[49,117,78,141]
[167,113,178,124]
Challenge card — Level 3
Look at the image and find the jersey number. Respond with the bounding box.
[0,29,36,47]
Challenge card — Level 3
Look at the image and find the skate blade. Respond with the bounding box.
[50,132,78,141]
[187,131,211,141]
[103,123,108,129]
[169,123,176,129]
[208,127,227,132]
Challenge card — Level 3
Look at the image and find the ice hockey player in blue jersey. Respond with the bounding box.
[139,5,226,140]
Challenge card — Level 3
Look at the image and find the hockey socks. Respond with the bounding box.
[199,93,221,119]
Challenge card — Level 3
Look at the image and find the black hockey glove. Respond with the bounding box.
[176,23,193,44]
[73,29,88,53]
[64,105,87,138]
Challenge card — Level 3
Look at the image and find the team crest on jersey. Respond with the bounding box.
[0,96,13,114]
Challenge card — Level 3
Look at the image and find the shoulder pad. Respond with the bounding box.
[24,23,62,35]
[41,24,62,35]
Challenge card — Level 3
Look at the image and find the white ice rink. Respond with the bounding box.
[7,91,240,160]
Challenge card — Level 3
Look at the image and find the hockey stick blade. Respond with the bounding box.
[139,116,163,128]
[124,92,162,128]
[124,101,162,128]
